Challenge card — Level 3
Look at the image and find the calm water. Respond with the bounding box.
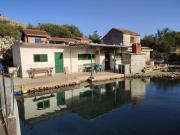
[17,78,180,135]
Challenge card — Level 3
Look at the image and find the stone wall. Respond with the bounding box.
[102,29,140,46]
[102,29,123,45]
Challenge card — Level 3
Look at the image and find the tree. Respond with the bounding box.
[63,24,83,37]
[27,24,35,29]
[142,28,180,60]
[38,23,83,38]
[89,30,101,44]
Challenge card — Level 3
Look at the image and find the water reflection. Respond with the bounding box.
[17,79,148,126]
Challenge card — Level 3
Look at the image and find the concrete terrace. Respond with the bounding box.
[1,72,124,93]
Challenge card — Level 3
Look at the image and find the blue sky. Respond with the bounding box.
[0,0,180,38]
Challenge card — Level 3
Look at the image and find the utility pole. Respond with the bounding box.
[113,48,116,73]
[90,46,94,78]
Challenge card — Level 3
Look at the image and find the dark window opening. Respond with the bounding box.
[78,54,95,60]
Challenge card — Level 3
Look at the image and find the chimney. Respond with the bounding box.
[132,43,141,54]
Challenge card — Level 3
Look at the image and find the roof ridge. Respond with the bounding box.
[112,28,139,36]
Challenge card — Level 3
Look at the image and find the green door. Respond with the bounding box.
[55,53,63,73]
[56,92,65,106]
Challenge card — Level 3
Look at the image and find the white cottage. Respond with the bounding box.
[12,29,152,78]
[12,42,131,77]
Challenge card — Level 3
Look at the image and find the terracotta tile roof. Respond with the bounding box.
[22,29,50,38]
[112,28,139,36]
[74,37,92,41]
[50,37,80,43]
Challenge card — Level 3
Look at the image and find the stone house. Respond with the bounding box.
[21,29,50,44]
[102,28,140,46]
[102,28,152,63]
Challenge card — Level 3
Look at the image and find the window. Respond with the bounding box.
[37,100,50,110]
[49,40,65,44]
[34,54,48,62]
[35,37,42,43]
[78,54,95,60]
[130,37,135,44]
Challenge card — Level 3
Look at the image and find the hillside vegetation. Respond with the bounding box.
[142,28,180,61]
[38,23,83,38]
[0,15,85,68]
[0,15,84,39]
[0,16,26,40]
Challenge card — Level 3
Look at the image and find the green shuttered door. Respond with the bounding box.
[56,92,65,106]
[55,53,63,73]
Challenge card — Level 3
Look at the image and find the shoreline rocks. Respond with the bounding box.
[125,71,180,79]
[16,71,179,95]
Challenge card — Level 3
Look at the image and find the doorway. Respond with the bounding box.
[55,53,63,73]
[105,52,110,70]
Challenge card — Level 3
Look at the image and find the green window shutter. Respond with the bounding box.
[37,102,43,109]
[44,100,50,108]
[34,54,48,62]
[40,55,48,62]
[78,54,83,60]
[37,100,50,110]
[78,54,95,60]
[34,55,40,62]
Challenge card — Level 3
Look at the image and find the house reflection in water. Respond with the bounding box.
[17,79,148,125]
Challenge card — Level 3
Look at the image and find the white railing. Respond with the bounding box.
[0,73,21,135]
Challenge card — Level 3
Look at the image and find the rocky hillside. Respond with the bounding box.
[0,15,27,55]
[0,15,27,28]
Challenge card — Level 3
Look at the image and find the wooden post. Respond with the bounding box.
[113,48,116,73]
[90,46,94,78]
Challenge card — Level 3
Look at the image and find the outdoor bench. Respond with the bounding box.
[29,67,53,78]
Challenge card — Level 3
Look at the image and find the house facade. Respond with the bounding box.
[13,43,128,77]
[102,28,152,63]
[12,29,152,78]
[102,28,140,46]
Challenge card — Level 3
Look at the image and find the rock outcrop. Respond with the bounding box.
[0,36,15,58]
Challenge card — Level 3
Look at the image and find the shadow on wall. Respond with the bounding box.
[0,48,13,72]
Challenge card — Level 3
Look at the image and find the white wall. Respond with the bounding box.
[123,34,140,46]
[142,51,150,62]
[131,79,146,98]
[20,47,71,77]
[130,54,146,74]
[15,46,108,77]
[14,45,124,77]
[24,94,59,120]
[23,87,91,120]
[12,45,22,76]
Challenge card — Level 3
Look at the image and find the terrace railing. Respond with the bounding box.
[0,73,21,135]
